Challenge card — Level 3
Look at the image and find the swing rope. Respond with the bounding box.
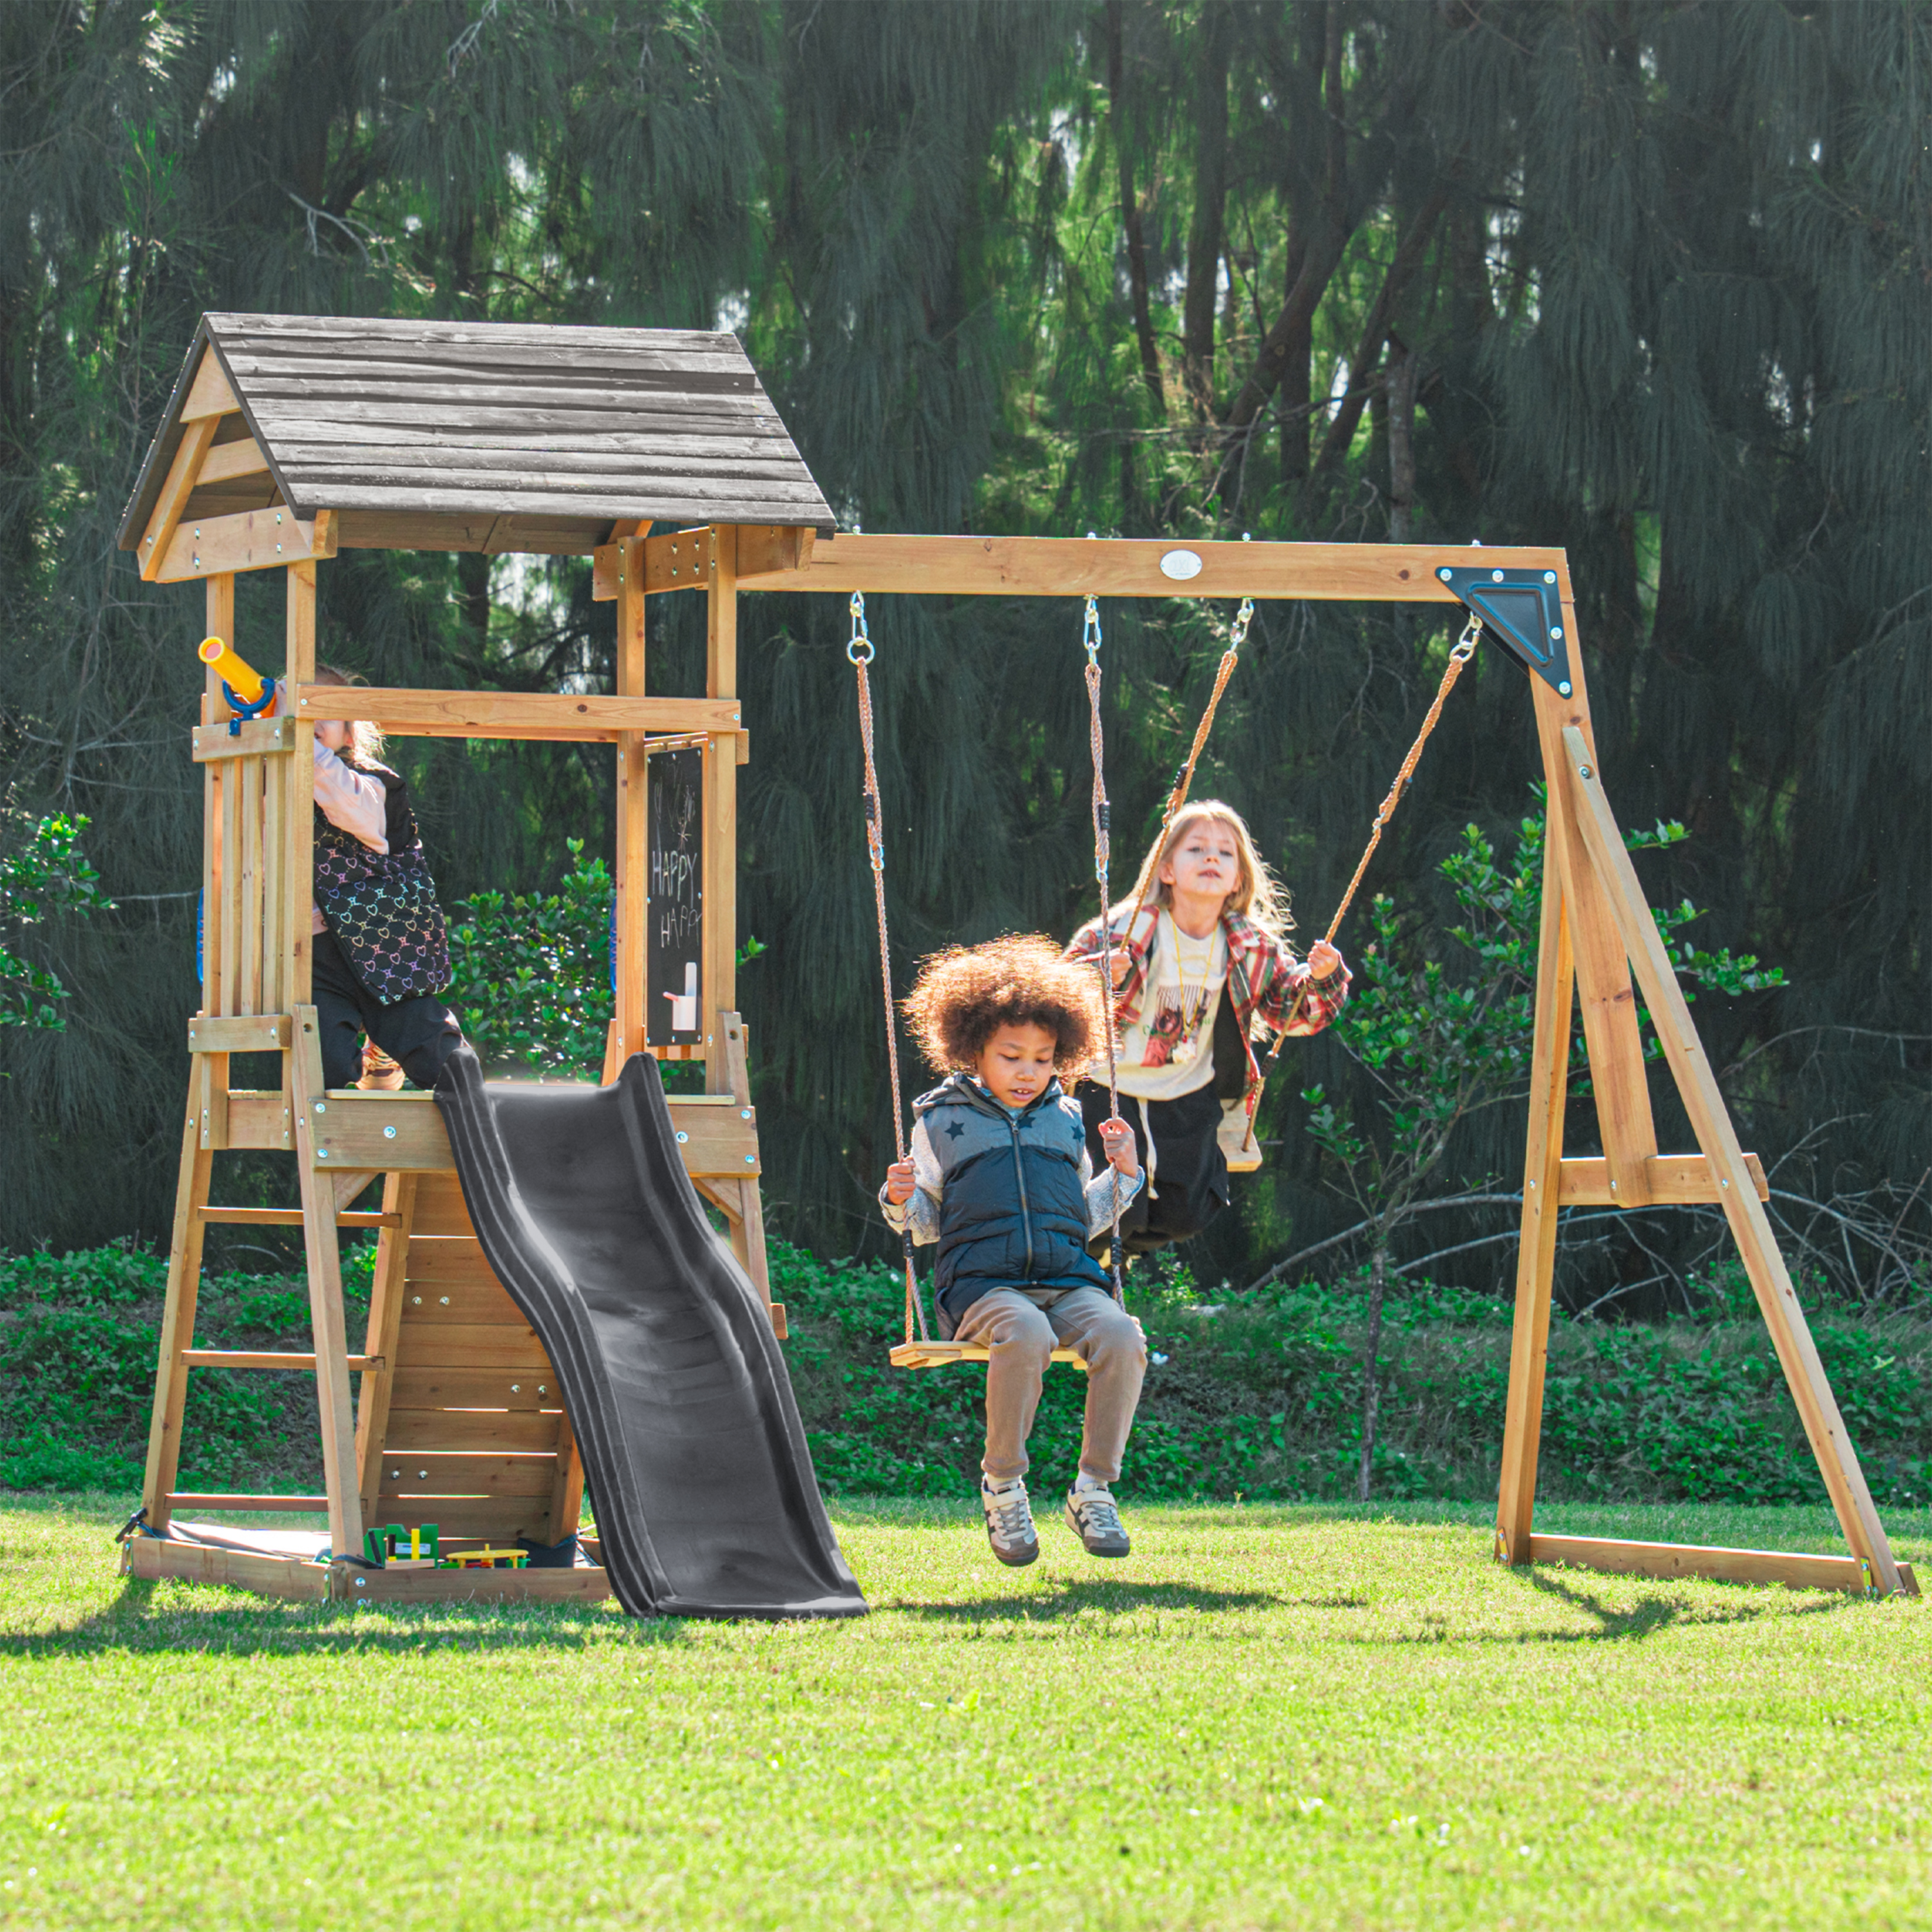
[1121,596,1256,940]
[848,593,930,1347]
[1081,596,1126,1305]
[1240,610,1486,1149]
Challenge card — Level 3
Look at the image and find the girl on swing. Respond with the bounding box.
[1065,799,1350,1254]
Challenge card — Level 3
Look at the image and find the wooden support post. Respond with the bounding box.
[285,562,316,1007]
[355,1172,417,1528]
[1555,728,1906,1596]
[1495,831,1573,1563]
[547,1408,586,1546]
[612,536,648,1070]
[703,526,739,1084]
[142,1077,214,1533]
[291,1005,365,1559]
[719,1012,778,1331]
[1529,656,1656,1203]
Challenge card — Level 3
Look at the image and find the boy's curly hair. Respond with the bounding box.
[902,934,1103,1079]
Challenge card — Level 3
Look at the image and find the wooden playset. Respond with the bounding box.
[116,312,1912,1606]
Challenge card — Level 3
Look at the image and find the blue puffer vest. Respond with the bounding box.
[916,1072,1109,1329]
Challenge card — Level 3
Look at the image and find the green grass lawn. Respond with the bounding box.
[1,1495,1928,1930]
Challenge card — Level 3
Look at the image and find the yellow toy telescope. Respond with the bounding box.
[197,636,268,705]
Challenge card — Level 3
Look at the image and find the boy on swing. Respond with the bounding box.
[882,936,1146,1566]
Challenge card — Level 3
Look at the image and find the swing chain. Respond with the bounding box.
[1080,598,1127,1305]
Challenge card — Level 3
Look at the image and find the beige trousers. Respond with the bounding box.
[951,1283,1148,1486]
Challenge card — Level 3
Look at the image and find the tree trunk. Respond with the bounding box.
[1277,230,1312,486]
[1303,187,1448,498]
[1106,0,1165,412]
[1387,337,1417,543]
[1356,1242,1389,1502]
[1181,0,1235,415]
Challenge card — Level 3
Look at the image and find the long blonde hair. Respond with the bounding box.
[312,663,386,768]
[1111,798,1291,942]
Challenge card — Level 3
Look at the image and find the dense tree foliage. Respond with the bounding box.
[3,1,1929,1305]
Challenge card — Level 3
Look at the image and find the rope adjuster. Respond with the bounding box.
[847,590,875,665]
[1082,594,1103,665]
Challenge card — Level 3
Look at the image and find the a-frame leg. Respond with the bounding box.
[1495,824,1575,1564]
[291,1005,365,1561]
[142,1071,214,1533]
[1555,727,1909,1597]
[719,1012,776,1323]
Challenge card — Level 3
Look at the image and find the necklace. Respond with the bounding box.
[1160,912,1219,1068]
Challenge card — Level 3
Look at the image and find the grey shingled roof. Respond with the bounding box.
[118,313,835,553]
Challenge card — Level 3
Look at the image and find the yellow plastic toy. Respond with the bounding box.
[197,634,268,704]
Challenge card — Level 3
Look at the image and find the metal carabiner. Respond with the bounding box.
[1083,593,1103,665]
[1452,611,1484,663]
[1229,595,1256,654]
[848,590,875,665]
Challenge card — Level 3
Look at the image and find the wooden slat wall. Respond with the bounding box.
[361,1174,568,1546]
[118,314,835,549]
[203,746,285,1018]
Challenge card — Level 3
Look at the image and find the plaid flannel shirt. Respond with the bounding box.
[1065,905,1350,1099]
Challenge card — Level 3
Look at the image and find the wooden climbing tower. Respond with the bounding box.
[119,312,1913,1605]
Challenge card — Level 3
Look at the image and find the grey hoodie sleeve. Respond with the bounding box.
[879,1115,944,1245]
[1079,1144,1142,1237]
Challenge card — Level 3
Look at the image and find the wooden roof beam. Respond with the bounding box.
[153,507,336,583]
[729,532,1569,603]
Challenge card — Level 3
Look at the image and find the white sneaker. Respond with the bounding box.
[981,1477,1039,1567]
[1065,1479,1130,1558]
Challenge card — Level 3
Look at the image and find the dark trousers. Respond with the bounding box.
[312,927,465,1091]
[1075,1079,1229,1255]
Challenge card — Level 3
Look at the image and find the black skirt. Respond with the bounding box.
[1075,1077,1229,1255]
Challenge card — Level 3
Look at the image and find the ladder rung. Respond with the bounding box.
[194,1206,401,1228]
[165,1493,328,1511]
[180,1350,383,1372]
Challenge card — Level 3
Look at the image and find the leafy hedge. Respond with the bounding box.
[2,1240,1927,1507]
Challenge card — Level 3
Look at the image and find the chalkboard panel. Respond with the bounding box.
[647,747,703,1045]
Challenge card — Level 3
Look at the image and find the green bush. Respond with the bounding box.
[3,1239,1928,1506]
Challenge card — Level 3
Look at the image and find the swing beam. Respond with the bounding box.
[798,535,1914,1601]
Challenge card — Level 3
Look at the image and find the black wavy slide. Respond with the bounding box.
[435,1046,867,1620]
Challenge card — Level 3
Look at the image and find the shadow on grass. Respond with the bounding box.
[0,1574,681,1660]
[1519,1569,1852,1641]
[892,1579,1282,1623]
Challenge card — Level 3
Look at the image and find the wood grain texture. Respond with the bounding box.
[1556,1152,1769,1204]
[155,506,335,582]
[1557,726,1907,1596]
[355,1172,418,1528]
[124,1537,328,1600]
[1527,1534,1918,1598]
[120,314,833,548]
[330,1562,608,1606]
[140,415,220,581]
[732,531,1565,601]
[288,684,741,743]
[142,1081,214,1533]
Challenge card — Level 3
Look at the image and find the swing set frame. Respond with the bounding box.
[791,531,1915,1600]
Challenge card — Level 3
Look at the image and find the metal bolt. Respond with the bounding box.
[538,1385,547,1396]
[315,1102,327,1113]
[1492,569,1504,583]
[194,527,201,538]
[439,1296,449,1306]
[1543,571,1557,584]
[1550,626,1563,640]
[383,1124,397,1139]
[1720,1178,1730,1189]
[1527,1180,1536,1191]
[355,1578,366,1589]
[390,1469,400,1479]
[744,1155,755,1166]
[276,512,283,525]
[419,1470,428,1479]
[676,1131,688,1144]
[1609,1180,1618,1192]
[1578,764,1593,779]
[740,1109,752,1120]
[317,1148,330,1160]
[1558,681,1573,696]
[410,1296,421,1306]
[1437,567,1452,581]
[510,1383,520,1393]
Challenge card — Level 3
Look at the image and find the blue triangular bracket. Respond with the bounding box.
[1434,564,1574,697]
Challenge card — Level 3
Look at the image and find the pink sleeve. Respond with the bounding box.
[312,739,390,853]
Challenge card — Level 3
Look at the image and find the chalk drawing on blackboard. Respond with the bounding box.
[647,746,704,1045]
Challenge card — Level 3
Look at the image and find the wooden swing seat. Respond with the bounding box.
[889,1341,1088,1372]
